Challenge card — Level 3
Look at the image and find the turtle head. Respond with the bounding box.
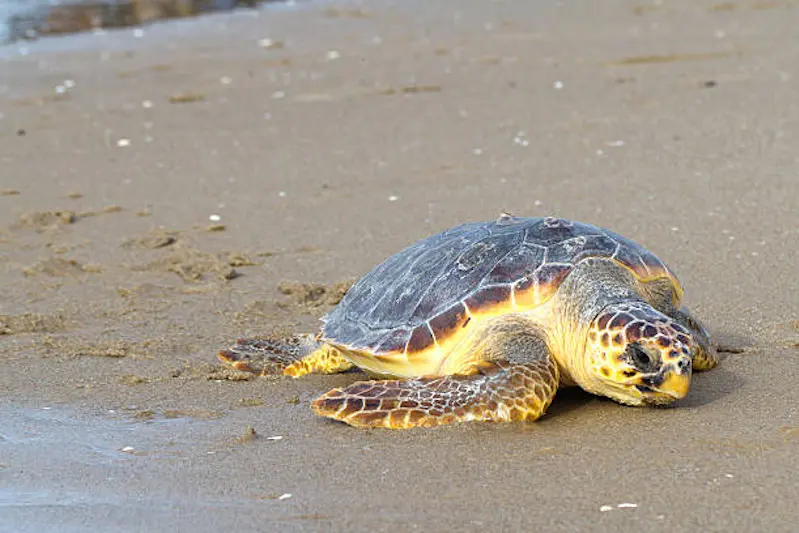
[584,302,694,406]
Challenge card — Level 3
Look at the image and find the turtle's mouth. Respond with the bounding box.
[634,385,676,406]
[634,369,691,404]
[599,362,692,407]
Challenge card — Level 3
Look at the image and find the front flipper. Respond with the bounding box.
[670,307,719,372]
[313,359,559,429]
[219,336,354,377]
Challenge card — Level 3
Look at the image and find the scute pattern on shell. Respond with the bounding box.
[323,216,677,354]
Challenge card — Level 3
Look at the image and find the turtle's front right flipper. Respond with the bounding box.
[312,359,559,429]
[219,336,353,377]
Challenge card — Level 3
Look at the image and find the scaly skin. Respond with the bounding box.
[692,343,719,372]
[585,302,694,406]
[283,345,354,377]
[670,307,718,371]
[218,259,717,428]
[219,336,354,376]
[312,359,559,429]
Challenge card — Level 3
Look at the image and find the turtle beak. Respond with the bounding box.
[655,371,691,400]
[652,357,692,400]
[635,357,692,403]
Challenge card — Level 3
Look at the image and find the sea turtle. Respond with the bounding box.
[220,215,718,429]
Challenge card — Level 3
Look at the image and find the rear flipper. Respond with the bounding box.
[670,307,719,371]
[313,359,559,429]
[219,336,354,377]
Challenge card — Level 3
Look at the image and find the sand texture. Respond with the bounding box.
[1,1,798,532]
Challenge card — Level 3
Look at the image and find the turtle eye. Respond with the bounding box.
[627,343,657,373]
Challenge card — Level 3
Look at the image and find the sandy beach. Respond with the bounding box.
[1,0,798,531]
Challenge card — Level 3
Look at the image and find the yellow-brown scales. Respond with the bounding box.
[220,215,718,429]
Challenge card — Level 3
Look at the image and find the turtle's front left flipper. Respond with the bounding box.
[669,307,719,372]
[313,359,559,429]
[219,336,354,377]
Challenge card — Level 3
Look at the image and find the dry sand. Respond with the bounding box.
[1,0,798,531]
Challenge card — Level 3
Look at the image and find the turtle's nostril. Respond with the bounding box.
[628,343,656,373]
[677,357,692,374]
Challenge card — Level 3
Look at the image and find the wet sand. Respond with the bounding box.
[1,0,798,531]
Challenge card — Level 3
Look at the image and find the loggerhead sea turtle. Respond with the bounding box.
[220,215,718,429]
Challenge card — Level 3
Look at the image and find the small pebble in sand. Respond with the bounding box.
[117,138,131,147]
[327,50,341,60]
[220,76,232,85]
[209,214,222,222]
[121,446,135,452]
[671,227,679,231]
[596,149,605,156]
[513,132,529,147]
[554,80,564,89]
[169,92,205,104]
[278,493,292,500]
[258,38,284,49]
[388,195,399,202]
[142,100,153,108]
[724,473,734,478]
[599,505,613,512]
[266,436,284,441]
[617,503,638,509]
[473,148,483,155]
[534,200,543,207]
[272,91,286,99]
[278,191,287,198]
[55,85,67,94]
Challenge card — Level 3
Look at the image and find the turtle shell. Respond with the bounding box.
[322,216,680,375]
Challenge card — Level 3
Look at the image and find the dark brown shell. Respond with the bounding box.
[323,216,680,356]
